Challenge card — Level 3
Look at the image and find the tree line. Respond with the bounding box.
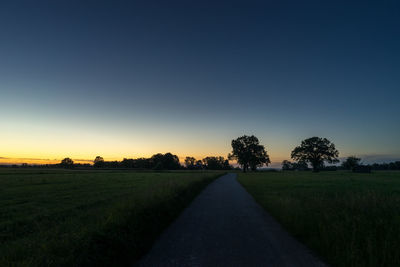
[340,156,400,171]
[283,155,400,172]
[229,135,399,172]
[59,153,233,170]
[11,135,398,172]
[228,135,339,172]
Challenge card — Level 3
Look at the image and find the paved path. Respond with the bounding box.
[139,173,326,267]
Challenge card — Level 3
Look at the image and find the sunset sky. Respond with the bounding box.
[1,1,399,167]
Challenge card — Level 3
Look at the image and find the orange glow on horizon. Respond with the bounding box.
[0,154,286,167]
[0,157,93,165]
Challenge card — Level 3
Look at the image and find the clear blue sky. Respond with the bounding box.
[1,0,399,166]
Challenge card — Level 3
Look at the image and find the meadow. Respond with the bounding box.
[238,171,400,267]
[0,168,222,266]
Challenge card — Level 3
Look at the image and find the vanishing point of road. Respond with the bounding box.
[139,173,326,267]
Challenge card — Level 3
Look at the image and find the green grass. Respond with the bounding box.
[0,168,222,266]
[237,171,400,267]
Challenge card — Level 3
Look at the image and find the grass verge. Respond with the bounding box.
[0,169,223,266]
[237,171,400,267]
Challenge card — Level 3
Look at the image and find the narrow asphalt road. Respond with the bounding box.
[139,173,326,267]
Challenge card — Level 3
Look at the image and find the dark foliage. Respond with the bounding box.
[370,161,400,170]
[93,156,105,168]
[291,137,339,172]
[120,158,135,168]
[353,165,372,173]
[282,160,309,171]
[202,156,231,170]
[341,156,361,170]
[321,165,338,171]
[228,135,270,172]
[184,157,196,169]
[81,153,182,170]
[60,158,74,169]
[150,153,181,170]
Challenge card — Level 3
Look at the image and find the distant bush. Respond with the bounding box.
[353,165,372,173]
[341,156,361,170]
[93,156,105,168]
[370,161,400,170]
[60,158,74,169]
[282,160,309,171]
[321,166,338,171]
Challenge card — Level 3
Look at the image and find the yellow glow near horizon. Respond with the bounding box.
[0,132,297,167]
[0,155,288,167]
[0,157,92,165]
[1,116,353,167]
[0,128,290,166]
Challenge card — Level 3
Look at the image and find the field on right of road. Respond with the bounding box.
[237,171,400,267]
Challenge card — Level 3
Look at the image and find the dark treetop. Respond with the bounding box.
[291,137,339,172]
[229,135,270,172]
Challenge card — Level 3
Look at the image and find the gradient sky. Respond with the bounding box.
[1,0,399,166]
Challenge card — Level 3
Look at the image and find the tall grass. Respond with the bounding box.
[0,169,222,266]
[238,171,400,267]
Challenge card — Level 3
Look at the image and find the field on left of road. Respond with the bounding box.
[0,168,222,266]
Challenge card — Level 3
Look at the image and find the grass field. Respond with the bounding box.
[0,168,222,266]
[238,171,400,267]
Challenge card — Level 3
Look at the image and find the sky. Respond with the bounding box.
[1,0,399,167]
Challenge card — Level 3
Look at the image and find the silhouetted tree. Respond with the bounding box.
[121,158,135,168]
[93,156,105,168]
[60,157,74,168]
[293,160,309,171]
[389,161,400,170]
[341,156,361,170]
[151,153,164,168]
[228,135,270,172]
[202,156,231,170]
[163,153,181,169]
[369,161,400,170]
[109,161,120,168]
[184,157,196,169]
[291,137,339,172]
[282,160,293,170]
[150,153,180,170]
[223,159,231,170]
[195,160,204,169]
[134,158,152,169]
[153,161,164,170]
[202,156,221,170]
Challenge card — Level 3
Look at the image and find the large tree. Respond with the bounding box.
[151,153,181,170]
[184,157,196,169]
[291,137,339,172]
[341,156,361,170]
[228,135,270,172]
[202,156,231,170]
